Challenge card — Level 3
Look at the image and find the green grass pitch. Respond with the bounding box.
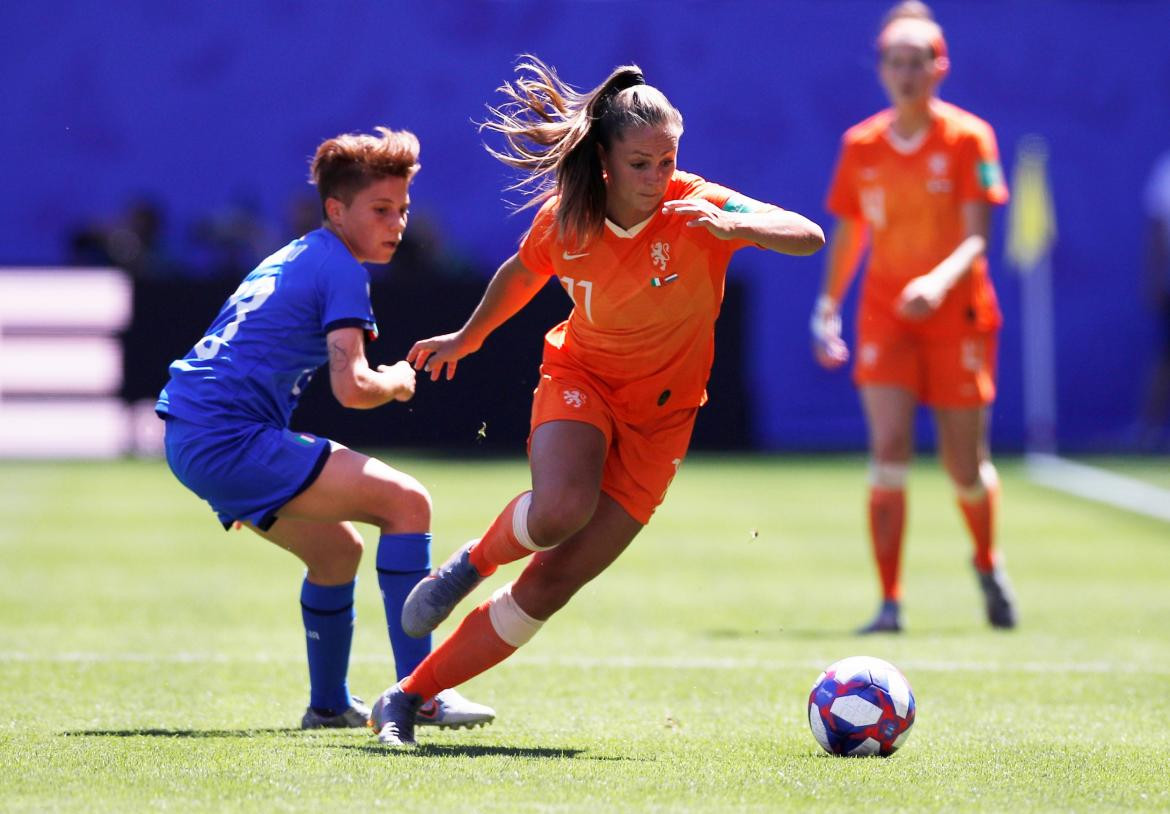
[1,454,1168,812]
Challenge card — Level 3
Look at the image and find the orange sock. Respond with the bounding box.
[868,487,906,601]
[401,599,517,701]
[958,486,998,573]
[469,492,538,576]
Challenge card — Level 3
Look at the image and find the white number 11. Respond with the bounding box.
[560,277,593,322]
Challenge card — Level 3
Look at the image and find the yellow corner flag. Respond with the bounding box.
[1006,135,1057,273]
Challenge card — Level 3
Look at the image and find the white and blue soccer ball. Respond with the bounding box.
[807,655,916,757]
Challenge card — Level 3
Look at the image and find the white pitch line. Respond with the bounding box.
[1,651,1166,675]
[1027,453,1170,523]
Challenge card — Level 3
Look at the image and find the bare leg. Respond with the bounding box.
[856,385,916,632]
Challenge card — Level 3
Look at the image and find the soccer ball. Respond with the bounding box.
[807,655,915,757]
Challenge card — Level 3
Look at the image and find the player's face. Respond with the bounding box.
[879,43,942,110]
[599,124,680,226]
[328,176,411,264]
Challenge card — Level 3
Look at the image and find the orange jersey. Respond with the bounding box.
[826,100,1009,337]
[518,170,762,420]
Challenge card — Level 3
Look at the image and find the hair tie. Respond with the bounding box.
[593,68,646,118]
[608,70,645,96]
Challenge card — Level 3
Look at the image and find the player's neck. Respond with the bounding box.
[606,202,657,232]
[324,221,361,263]
[890,102,933,140]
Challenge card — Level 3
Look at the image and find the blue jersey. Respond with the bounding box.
[156,228,377,428]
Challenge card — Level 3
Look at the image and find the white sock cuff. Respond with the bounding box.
[957,461,998,503]
[868,461,909,490]
[979,461,1000,491]
[487,583,544,648]
[512,491,554,552]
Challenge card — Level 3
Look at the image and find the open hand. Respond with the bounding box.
[661,199,740,240]
[407,331,481,381]
[810,297,849,370]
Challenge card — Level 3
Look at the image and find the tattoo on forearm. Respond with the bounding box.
[329,340,350,372]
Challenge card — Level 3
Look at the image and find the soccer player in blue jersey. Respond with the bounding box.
[155,127,495,730]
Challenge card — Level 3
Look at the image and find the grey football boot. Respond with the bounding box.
[856,599,903,635]
[370,684,424,748]
[401,540,485,638]
[976,559,1018,629]
[300,696,371,729]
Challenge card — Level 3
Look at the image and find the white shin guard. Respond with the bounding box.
[868,460,909,490]
[956,461,998,503]
[512,492,556,552]
[487,582,544,648]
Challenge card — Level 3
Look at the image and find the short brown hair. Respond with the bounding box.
[309,127,420,212]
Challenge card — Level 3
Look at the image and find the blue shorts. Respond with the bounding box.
[162,416,332,531]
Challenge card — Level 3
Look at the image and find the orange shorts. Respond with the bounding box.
[529,371,697,525]
[852,313,998,407]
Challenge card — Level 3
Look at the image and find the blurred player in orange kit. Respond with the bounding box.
[367,56,824,746]
[812,1,1017,634]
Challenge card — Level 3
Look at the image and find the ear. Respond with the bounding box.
[596,141,609,175]
[324,196,346,224]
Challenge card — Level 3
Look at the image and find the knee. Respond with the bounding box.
[383,477,432,533]
[952,460,997,501]
[871,432,912,463]
[526,487,597,547]
[310,527,364,583]
[337,530,365,572]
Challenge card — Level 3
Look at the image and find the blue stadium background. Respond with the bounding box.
[5,0,1170,452]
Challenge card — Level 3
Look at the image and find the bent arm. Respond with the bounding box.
[733,207,826,256]
[408,253,550,380]
[459,253,549,347]
[660,199,824,255]
[327,327,415,409]
[931,201,990,292]
[896,201,991,320]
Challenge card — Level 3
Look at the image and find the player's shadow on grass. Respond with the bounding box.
[703,625,971,640]
[63,731,643,761]
[63,728,321,738]
[339,743,640,761]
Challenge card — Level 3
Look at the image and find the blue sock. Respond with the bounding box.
[376,532,432,679]
[300,577,355,712]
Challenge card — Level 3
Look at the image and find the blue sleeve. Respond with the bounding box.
[319,253,377,338]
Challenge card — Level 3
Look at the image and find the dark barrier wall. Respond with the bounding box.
[8,1,1170,451]
[124,274,750,451]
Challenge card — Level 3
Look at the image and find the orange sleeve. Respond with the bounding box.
[825,138,861,219]
[517,199,558,276]
[694,180,774,214]
[692,180,775,253]
[957,122,1009,206]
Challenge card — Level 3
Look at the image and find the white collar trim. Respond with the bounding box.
[884,125,930,155]
[605,213,655,238]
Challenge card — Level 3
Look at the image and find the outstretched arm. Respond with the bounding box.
[660,199,825,255]
[327,327,417,409]
[407,253,549,381]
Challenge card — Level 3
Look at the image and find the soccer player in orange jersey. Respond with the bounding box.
[367,56,824,746]
[812,1,1018,634]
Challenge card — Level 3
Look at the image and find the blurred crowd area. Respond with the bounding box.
[64,193,479,284]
